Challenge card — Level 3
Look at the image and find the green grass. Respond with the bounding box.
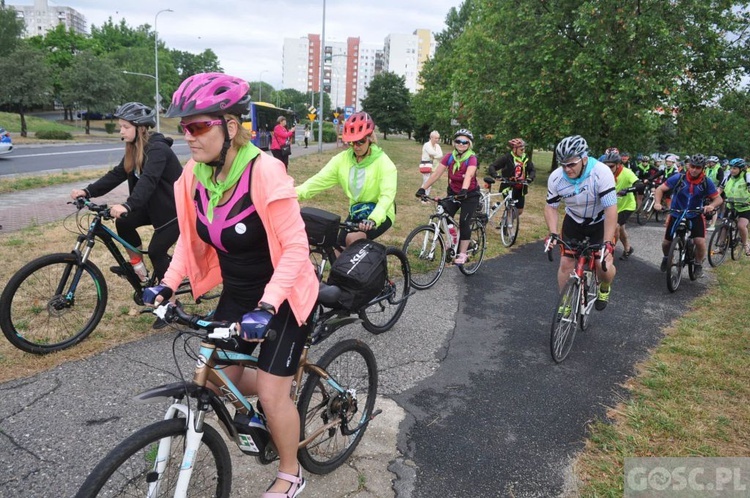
[0,111,81,134]
[0,168,111,194]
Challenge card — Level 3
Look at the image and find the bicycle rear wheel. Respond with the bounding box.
[298,339,378,475]
[402,225,445,290]
[707,223,729,267]
[499,206,520,247]
[550,278,580,363]
[360,247,411,334]
[0,253,108,354]
[666,236,685,292]
[458,220,486,275]
[75,418,232,498]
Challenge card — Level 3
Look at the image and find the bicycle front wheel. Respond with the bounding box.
[402,225,445,290]
[707,223,729,267]
[579,271,598,331]
[298,339,378,475]
[360,247,411,334]
[499,206,520,247]
[636,196,654,225]
[730,229,743,261]
[0,253,108,354]
[75,418,232,498]
[550,278,580,363]
[666,236,685,293]
[458,220,486,275]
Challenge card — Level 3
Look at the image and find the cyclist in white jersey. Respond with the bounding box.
[545,135,618,310]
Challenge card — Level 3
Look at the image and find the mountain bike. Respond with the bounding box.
[0,198,210,354]
[74,295,379,497]
[636,182,659,225]
[478,176,530,247]
[664,208,704,293]
[544,235,606,363]
[403,194,486,290]
[708,199,750,267]
[305,210,411,334]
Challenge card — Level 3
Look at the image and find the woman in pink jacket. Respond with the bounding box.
[270,115,294,169]
[155,73,317,498]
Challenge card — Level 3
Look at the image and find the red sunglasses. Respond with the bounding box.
[180,119,223,136]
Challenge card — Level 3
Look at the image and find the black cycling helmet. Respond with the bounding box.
[689,153,707,168]
[603,152,622,164]
[114,102,156,128]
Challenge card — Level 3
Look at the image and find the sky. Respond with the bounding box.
[32,0,463,89]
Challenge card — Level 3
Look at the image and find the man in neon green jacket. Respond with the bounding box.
[604,151,641,260]
[722,158,750,256]
[296,112,397,248]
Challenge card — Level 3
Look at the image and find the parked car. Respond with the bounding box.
[76,111,114,120]
[0,127,13,155]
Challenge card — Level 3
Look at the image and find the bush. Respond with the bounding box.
[35,130,73,140]
[311,121,338,143]
[104,122,116,134]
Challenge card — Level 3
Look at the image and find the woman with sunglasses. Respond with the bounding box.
[70,102,181,303]
[154,72,318,498]
[296,111,397,248]
[487,137,536,218]
[416,129,480,265]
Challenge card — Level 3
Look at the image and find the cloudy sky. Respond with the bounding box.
[36,0,462,88]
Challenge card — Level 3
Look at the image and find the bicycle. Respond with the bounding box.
[402,194,487,290]
[478,176,530,247]
[708,199,750,267]
[305,210,412,334]
[544,235,606,363]
[0,198,209,354]
[664,208,704,293]
[74,294,379,497]
[636,181,659,225]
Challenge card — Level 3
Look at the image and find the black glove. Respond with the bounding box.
[455,189,468,200]
[415,188,426,198]
[143,285,174,305]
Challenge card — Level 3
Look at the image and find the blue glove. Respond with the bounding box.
[143,285,173,305]
[239,310,273,341]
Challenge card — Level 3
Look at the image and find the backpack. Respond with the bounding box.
[327,239,387,311]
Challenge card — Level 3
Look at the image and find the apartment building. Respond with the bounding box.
[10,0,87,38]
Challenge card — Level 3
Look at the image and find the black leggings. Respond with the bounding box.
[440,190,480,240]
[271,149,289,169]
[115,211,179,280]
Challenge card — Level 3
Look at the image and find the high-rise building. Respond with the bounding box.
[10,0,87,38]
[384,29,435,92]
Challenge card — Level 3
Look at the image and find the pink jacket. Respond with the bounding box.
[271,124,294,150]
[161,153,318,325]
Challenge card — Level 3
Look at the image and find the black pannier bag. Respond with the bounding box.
[327,239,387,311]
[301,207,340,247]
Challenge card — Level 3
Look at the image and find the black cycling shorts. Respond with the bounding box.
[664,214,706,242]
[510,187,526,209]
[617,210,634,226]
[561,215,604,258]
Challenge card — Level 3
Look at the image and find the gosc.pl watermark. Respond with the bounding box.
[625,457,749,497]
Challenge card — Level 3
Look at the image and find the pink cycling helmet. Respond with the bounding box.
[165,72,251,118]
[342,112,376,142]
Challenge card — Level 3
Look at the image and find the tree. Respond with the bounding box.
[170,48,222,80]
[0,44,53,136]
[0,3,24,52]
[361,72,413,139]
[60,51,124,134]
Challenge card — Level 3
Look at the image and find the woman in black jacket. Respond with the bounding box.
[70,102,182,289]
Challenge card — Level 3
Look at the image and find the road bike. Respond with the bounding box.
[305,209,412,334]
[478,176,530,247]
[0,198,209,354]
[544,235,606,363]
[708,199,750,267]
[74,295,379,497]
[664,208,704,293]
[403,194,486,290]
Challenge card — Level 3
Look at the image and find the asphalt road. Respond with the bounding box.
[0,212,710,497]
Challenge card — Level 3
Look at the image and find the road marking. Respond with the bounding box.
[9,143,188,159]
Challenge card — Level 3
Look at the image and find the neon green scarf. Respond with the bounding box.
[451,149,476,173]
[193,143,261,221]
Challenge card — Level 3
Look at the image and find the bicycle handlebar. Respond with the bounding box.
[151,302,239,340]
[70,197,121,220]
[544,234,608,271]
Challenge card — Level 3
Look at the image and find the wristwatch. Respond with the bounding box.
[257,301,276,315]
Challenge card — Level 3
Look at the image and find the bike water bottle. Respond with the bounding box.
[131,259,149,283]
[448,224,458,246]
[233,408,270,456]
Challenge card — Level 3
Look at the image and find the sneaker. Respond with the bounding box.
[152,317,169,330]
[693,264,704,279]
[557,304,572,318]
[619,247,634,260]
[745,243,750,257]
[110,265,126,277]
[595,285,611,311]
[660,257,668,272]
[454,253,468,265]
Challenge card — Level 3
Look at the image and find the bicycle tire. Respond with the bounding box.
[499,206,520,247]
[458,220,486,275]
[687,238,697,281]
[707,224,729,267]
[730,229,743,261]
[0,253,108,354]
[579,270,598,331]
[360,247,411,334]
[75,418,232,498]
[402,225,445,290]
[666,236,685,293]
[298,338,378,475]
[636,195,654,225]
[550,278,579,363]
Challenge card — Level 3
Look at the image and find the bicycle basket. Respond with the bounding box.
[327,239,387,311]
[301,207,341,247]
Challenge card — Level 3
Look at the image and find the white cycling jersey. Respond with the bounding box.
[546,158,617,225]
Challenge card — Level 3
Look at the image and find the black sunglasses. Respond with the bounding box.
[454,139,470,145]
[348,138,368,146]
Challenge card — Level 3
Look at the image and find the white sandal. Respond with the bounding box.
[262,466,306,498]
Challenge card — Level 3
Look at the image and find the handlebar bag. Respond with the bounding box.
[327,239,387,311]
[301,207,341,247]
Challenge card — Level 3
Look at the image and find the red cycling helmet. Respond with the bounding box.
[342,112,375,142]
[508,138,526,148]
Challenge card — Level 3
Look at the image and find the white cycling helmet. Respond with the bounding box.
[665,154,678,163]
[707,155,719,163]
[555,135,588,163]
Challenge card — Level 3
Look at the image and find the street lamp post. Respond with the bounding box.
[318,0,326,152]
[154,8,173,133]
[259,70,268,102]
